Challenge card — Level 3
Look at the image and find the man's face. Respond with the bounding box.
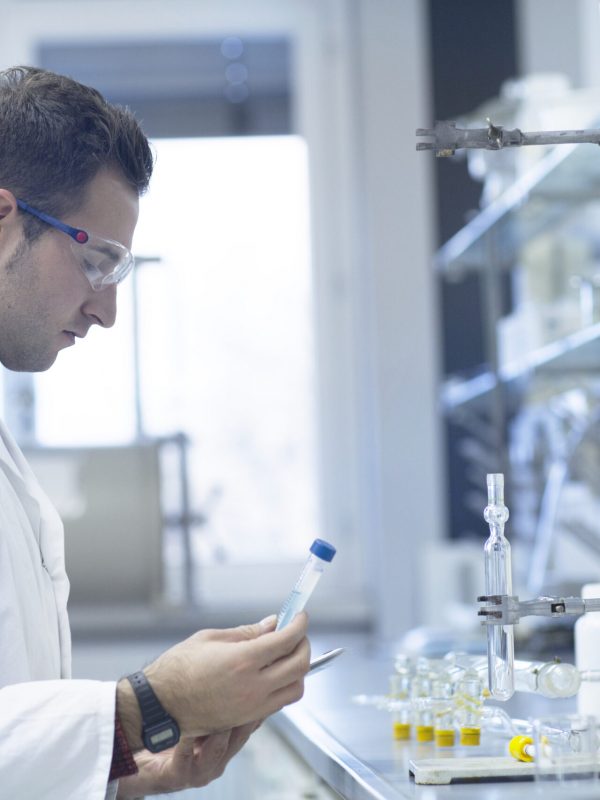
[0,167,139,371]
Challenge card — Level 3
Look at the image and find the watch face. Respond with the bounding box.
[144,721,180,752]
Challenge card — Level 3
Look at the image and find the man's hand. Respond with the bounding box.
[116,722,259,798]
[117,612,310,749]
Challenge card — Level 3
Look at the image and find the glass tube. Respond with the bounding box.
[276,539,336,630]
[467,655,580,699]
[514,660,580,698]
[483,473,515,700]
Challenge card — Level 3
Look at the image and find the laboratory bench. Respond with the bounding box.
[269,631,599,800]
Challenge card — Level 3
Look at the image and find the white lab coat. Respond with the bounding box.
[0,419,119,800]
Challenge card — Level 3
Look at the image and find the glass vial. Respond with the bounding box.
[411,657,434,742]
[483,473,515,701]
[390,654,412,740]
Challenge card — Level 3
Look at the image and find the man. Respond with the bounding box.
[0,66,310,799]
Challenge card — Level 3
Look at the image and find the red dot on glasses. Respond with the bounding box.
[75,231,88,243]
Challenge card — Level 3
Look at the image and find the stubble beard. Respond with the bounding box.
[0,236,57,372]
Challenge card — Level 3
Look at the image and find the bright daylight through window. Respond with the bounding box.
[34,135,319,563]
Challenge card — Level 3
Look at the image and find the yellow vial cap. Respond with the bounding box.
[393,722,411,741]
[509,734,534,763]
[416,725,434,743]
[435,729,456,747]
[460,727,481,746]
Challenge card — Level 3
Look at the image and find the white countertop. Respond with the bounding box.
[269,632,598,800]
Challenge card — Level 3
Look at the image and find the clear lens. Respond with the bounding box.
[70,233,134,290]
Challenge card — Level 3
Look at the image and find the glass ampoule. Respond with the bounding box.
[390,655,412,741]
[411,657,434,742]
[455,668,484,746]
[483,473,515,701]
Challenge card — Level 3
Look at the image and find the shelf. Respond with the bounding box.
[435,139,600,277]
[441,320,600,412]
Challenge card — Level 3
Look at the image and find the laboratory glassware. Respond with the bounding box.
[411,657,434,742]
[513,659,580,698]
[483,473,515,700]
[440,651,581,698]
[466,654,580,699]
[431,671,455,747]
[533,714,598,784]
[454,668,484,746]
[276,538,336,630]
[390,655,412,740]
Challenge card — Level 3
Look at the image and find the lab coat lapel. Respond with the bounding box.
[0,419,71,679]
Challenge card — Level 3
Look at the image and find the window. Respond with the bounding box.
[34,135,318,564]
[20,8,369,622]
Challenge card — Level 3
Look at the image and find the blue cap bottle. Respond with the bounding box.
[276,538,336,630]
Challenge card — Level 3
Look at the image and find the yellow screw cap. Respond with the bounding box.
[416,725,434,743]
[393,722,411,741]
[435,729,456,747]
[459,726,481,746]
[509,735,534,763]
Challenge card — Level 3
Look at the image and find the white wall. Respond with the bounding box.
[345,0,442,640]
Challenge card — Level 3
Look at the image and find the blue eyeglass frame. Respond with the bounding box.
[16,198,90,244]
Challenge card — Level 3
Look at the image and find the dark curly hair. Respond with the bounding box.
[0,66,154,239]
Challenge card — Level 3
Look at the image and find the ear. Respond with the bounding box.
[0,189,19,222]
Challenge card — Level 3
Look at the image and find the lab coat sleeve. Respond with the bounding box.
[1,678,117,800]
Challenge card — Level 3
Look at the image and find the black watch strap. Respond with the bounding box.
[126,670,181,753]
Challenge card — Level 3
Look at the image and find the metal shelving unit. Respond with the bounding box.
[437,137,600,559]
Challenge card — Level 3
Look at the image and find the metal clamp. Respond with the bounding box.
[477,594,600,625]
[416,120,600,157]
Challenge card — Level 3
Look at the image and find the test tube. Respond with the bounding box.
[483,473,515,701]
[276,539,336,630]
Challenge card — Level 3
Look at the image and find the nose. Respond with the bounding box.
[81,283,118,329]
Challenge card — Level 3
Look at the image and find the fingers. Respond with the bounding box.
[172,737,196,762]
[252,636,309,721]
[193,730,232,762]
[201,614,278,645]
[260,678,306,719]
[225,722,257,759]
[258,614,277,633]
[261,635,311,687]
[251,612,309,667]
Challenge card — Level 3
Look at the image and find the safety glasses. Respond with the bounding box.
[16,198,134,291]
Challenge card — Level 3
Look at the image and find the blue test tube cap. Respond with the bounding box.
[310,538,336,562]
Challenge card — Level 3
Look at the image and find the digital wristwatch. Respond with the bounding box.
[126,670,181,753]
